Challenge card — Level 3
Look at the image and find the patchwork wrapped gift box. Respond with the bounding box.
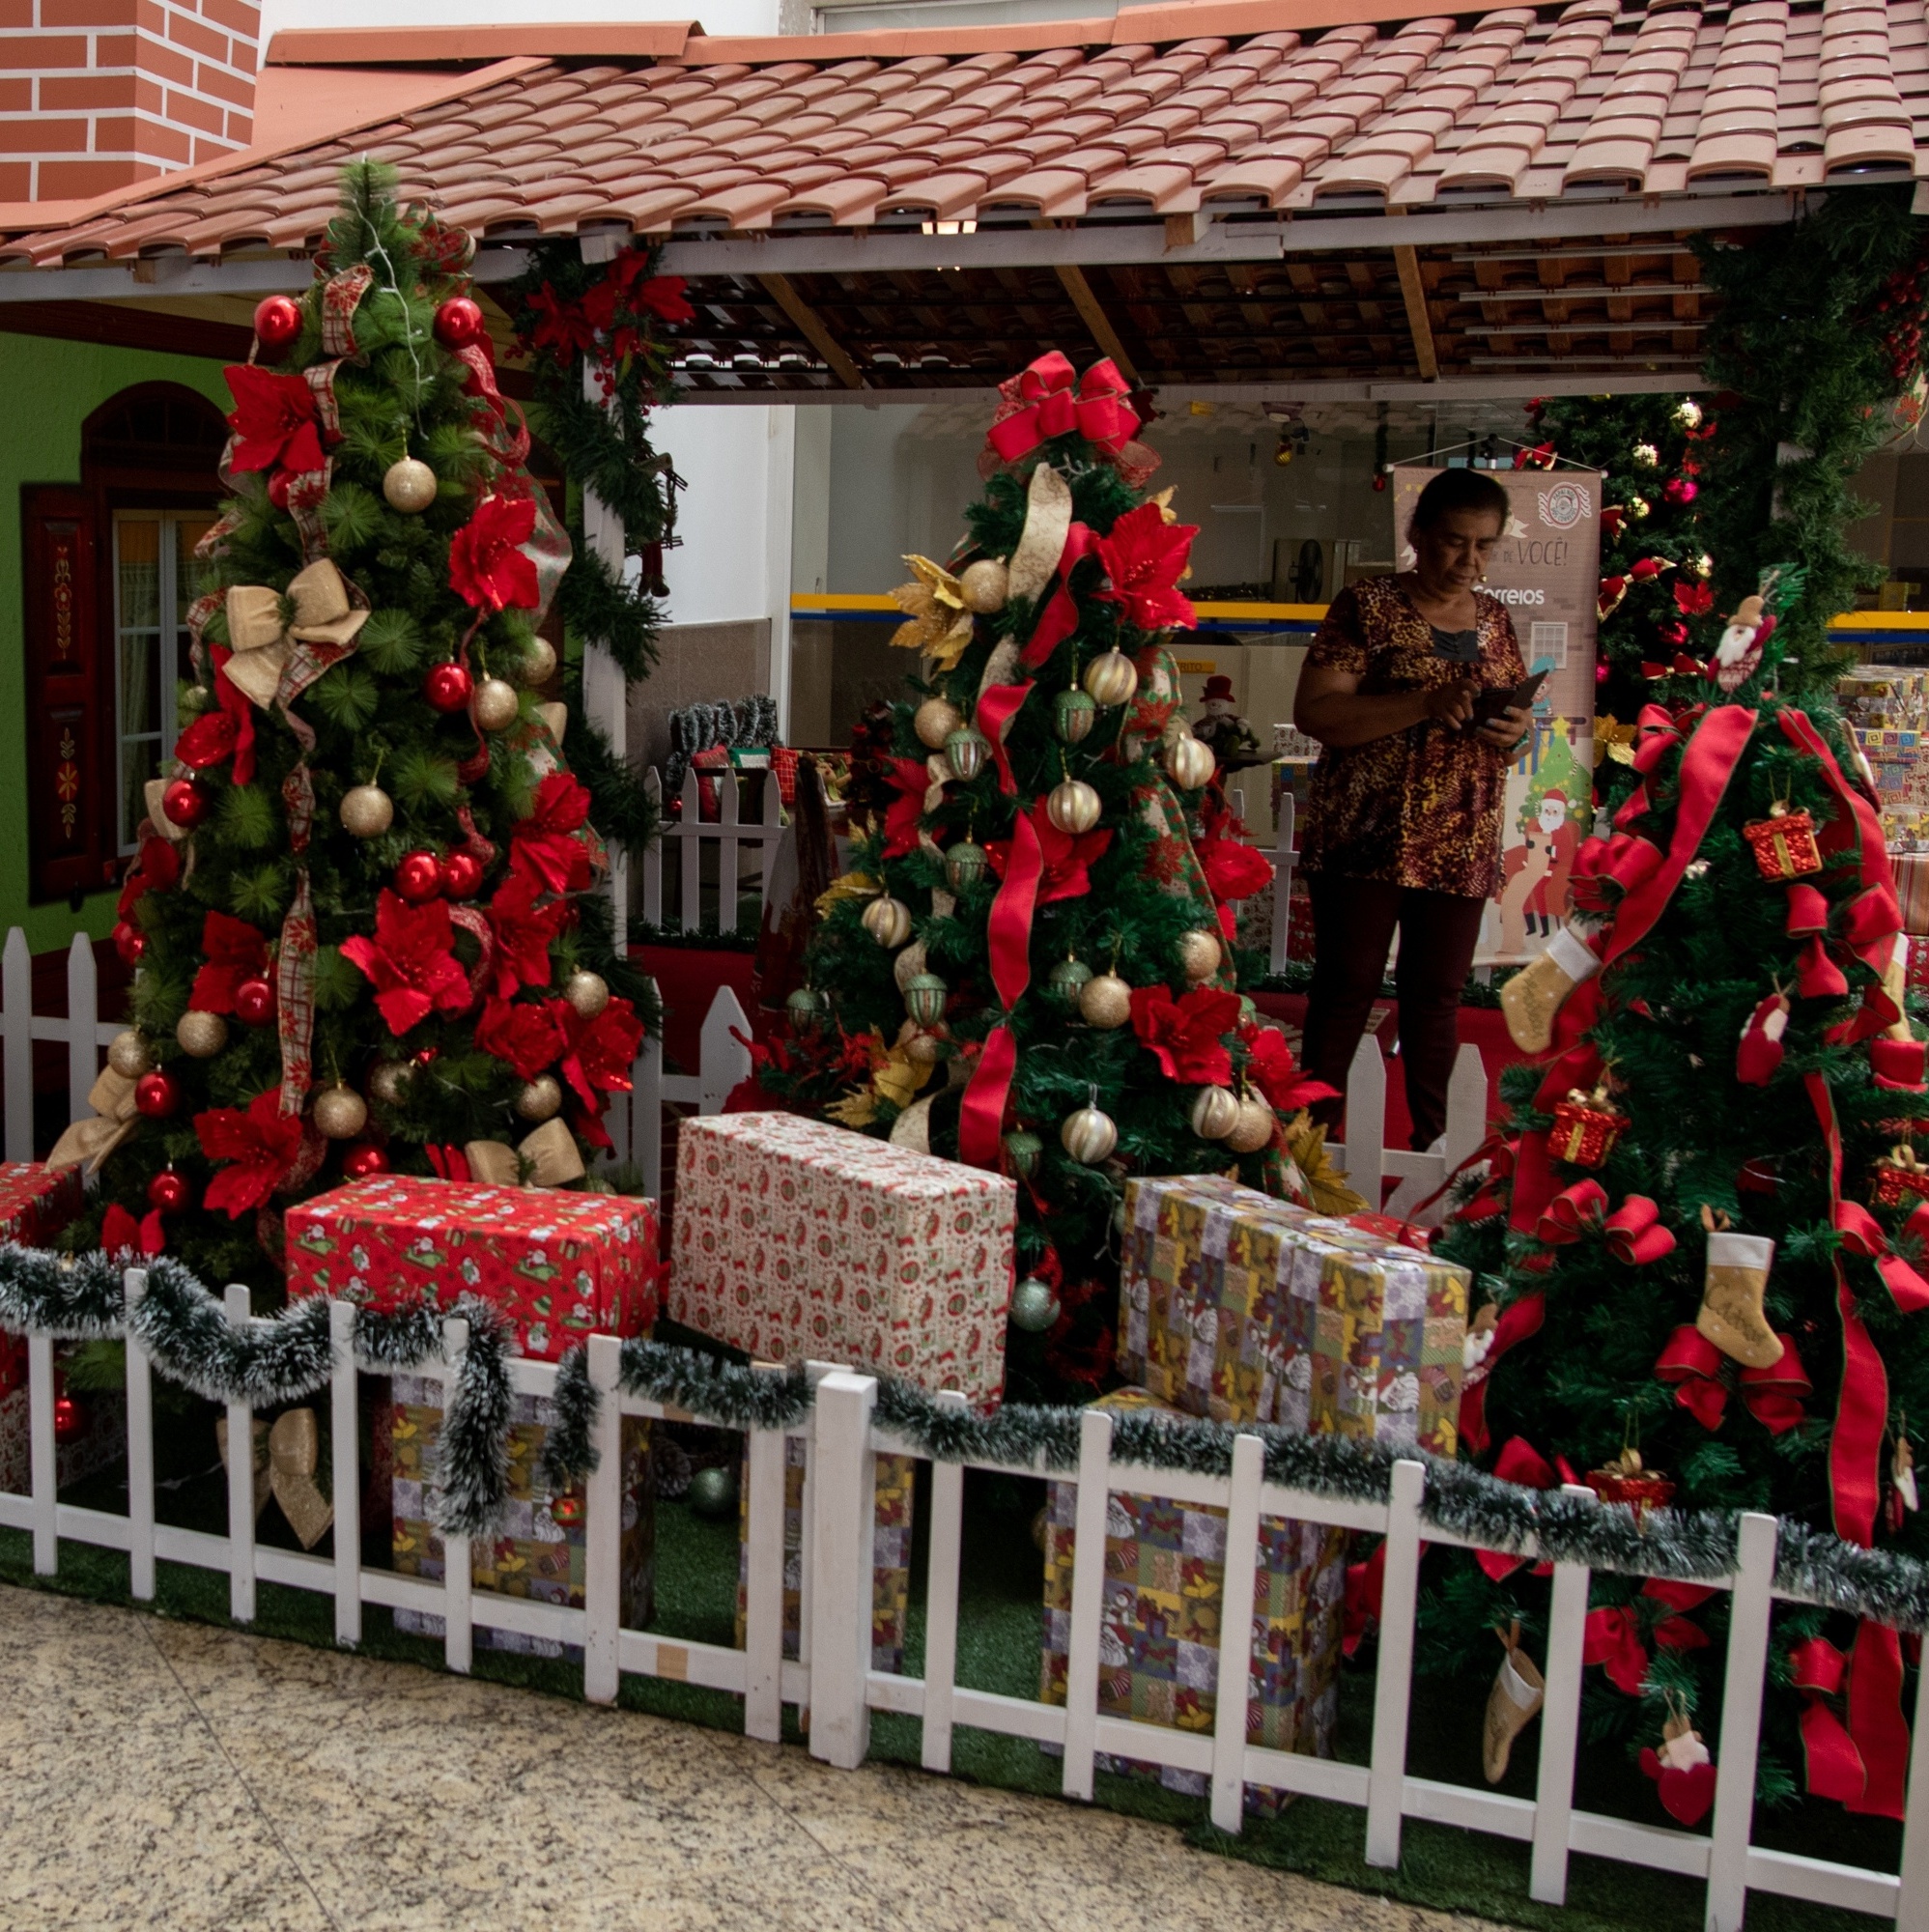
[671,1113,1016,1408]
[1040,1386,1347,1810]
[1118,1175,1469,1453]
[389,1371,654,1657]
[286,1177,659,1361]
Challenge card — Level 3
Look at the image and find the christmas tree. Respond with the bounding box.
[751,354,1345,1396]
[1441,653,1927,1817]
[59,165,675,1292]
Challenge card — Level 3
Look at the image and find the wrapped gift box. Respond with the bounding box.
[670,1113,1016,1408]
[389,1370,653,1657]
[1040,1386,1346,1811]
[287,1178,658,1361]
[734,1436,916,1674]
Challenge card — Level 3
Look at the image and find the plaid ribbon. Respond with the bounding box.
[320,266,373,358]
[275,762,319,1116]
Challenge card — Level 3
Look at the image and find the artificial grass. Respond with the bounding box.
[1,1442,1895,1932]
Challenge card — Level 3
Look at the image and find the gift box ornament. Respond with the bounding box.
[1872,1144,1929,1208]
[734,1435,915,1675]
[286,1177,659,1362]
[670,1113,1017,1408]
[1549,1086,1625,1169]
[1039,1386,1346,1812]
[1742,802,1822,882]
[389,1372,654,1658]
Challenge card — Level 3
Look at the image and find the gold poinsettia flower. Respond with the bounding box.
[825,1027,933,1127]
[1282,1115,1368,1217]
[1150,486,1179,526]
[814,871,880,918]
[890,554,976,670]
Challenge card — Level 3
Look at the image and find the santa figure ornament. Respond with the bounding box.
[1713,594,1771,694]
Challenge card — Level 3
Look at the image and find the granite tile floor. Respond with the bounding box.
[0,1582,1495,1932]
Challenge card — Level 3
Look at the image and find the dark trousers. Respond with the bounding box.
[1303,874,1488,1151]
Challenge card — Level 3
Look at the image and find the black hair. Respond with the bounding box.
[1408,467,1510,536]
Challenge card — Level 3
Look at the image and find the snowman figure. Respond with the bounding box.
[1192,674,1262,766]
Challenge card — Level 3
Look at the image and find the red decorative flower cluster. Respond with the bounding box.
[1092,502,1198,634]
[984,797,1113,903]
[341,892,472,1036]
[1129,984,1239,1086]
[510,773,595,895]
[449,493,541,612]
[519,247,693,372]
[223,365,327,478]
[191,911,269,1015]
[195,1087,307,1218]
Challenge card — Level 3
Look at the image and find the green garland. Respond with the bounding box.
[7,1242,1926,1633]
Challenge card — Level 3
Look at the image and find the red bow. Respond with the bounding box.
[1833,1199,1929,1313]
[1583,1580,1714,1695]
[1655,1326,1812,1433]
[101,1201,164,1258]
[984,352,1145,468]
[1475,1435,1577,1580]
[1531,1181,1675,1264]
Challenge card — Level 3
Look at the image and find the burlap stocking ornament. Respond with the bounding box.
[1694,1207,1780,1370]
[1483,1621,1546,1784]
[1500,924,1601,1055]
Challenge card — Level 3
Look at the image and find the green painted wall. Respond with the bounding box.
[0,335,230,953]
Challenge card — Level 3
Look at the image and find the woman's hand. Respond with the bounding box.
[1423,679,1477,730]
[1474,704,1531,753]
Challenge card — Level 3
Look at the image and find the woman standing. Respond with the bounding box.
[1291,468,1533,1151]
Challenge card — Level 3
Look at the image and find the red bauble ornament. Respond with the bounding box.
[440,850,485,900]
[112,922,146,967]
[394,851,442,903]
[341,1143,389,1179]
[253,295,302,349]
[424,662,473,713]
[268,469,293,510]
[147,1168,190,1214]
[1663,477,1698,505]
[434,297,485,348]
[234,977,276,1026]
[134,1069,181,1118]
[161,777,211,830]
[52,1394,84,1444]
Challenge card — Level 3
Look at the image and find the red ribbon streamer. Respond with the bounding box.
[975,680,1034,795]
[1845,1620,1910,1818]
[1022,524,1099,669]
[958,1024,1017,1171]
[957,810,1045,1172]
[1790,1637,1871,1805]
[1458,1291,1546,1457]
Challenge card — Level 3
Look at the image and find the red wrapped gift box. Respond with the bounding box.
[0,1163,84,1402]
[286,1177,658,1361]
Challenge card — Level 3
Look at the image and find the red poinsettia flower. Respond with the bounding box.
[1673,580,1715,618]
[196,1086,307,1218]
[117,834,181,922]
[1092,502,1199,634]
[341,891,472,1035]
[101,1202,164,1257]
[191,910,269,1015]
[551,994,646,1108]
[222,364,326,476]
[879,757,930,861]
[523,284,600,367]
[173,708,240,771]
[1130,983,1240,1086]
[476,996,567,1081]
[509,773,595,896]
[1194,833,1274,904]
[483,871,574,998]
[1243,1024,1337,1113]
[449,494,540,612]
[983,797,1114,904]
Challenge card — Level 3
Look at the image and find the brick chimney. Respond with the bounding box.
[1,0,260,202]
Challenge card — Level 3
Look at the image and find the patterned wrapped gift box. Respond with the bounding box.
[389,1371,654,1658]
[733,1436,917,1675]
[1040,1386,1347,1812]
[670,1113,1017,1408]
[286,1177,658,1361]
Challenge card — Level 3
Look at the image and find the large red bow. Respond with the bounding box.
[1583,1580,1714,1695]
[983,353,1147,469]
[1475,1435,1577,1580]
[1530,1181,1675,1264]
[1655,1326,1812,1434]
[1833,1199,1929,1313]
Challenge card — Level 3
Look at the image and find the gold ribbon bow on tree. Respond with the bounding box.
[214,1407,334,1550]
[47,1066,142,1174]
[222,558,369,709]
[890,556,974,670]
[464,1116,585,1187]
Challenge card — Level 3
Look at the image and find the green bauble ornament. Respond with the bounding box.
[904,972,949,1028]
[945,838,989,895]
[1054,689,1097,745]
[687,1465,739,1519]
[944,726,990,783]
[1003,1129,1042,1177]
[1009,1277,1061,1332]
[1046,956,1093,1009]
[786,985,829,1034]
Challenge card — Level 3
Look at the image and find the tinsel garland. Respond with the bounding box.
[4,1243,1926,1633]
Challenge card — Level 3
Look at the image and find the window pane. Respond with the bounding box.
[117,518,160,631]
[121,736,158,847]
[121,626,158,737]
[174,519,214,623]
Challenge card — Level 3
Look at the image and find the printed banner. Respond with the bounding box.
[1394,467,1602,964]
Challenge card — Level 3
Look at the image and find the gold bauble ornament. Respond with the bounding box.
[1166,732,1216,791]
[1078,972,1133,1029]
[382,457,438,513]
[515,1073,563,1123]
[1083,649,1139,708]
[1190,1085,1239,1140]
[1674,398,1704,431]
[472,675,520,732]
[1178,928,1222,981]
[1631,442,1660,469]
[1046,778,1102,836]
[341,783,393,838]
[517,636,557,686]
[904,1030,948,1067]
[1630,496,1652,520]
[863,895,913,950]
[563,970,610,1018]
[958,557,1009,613]
[175,1010,229,1059]
[1225,1094,1277,1154]
[894,941,928,994]
[368,1061,412,1106]
[313,1084,369,1141]
[107,1030,154,1079]
[1061,1095,1118,1165]
[913,697,964,750]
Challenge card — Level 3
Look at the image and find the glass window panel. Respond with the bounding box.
[121,737,158,847]
[120,625,159,738]
[174,519,213,623]
[117,518,160,631]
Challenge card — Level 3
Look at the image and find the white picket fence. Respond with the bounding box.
[640,763,785,939]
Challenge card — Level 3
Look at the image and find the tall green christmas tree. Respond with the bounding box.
[752,354,1345,1396]
[59,166,680,1292]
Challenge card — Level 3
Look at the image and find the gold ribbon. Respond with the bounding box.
[1005,461,1073,604]
[536,702,567,745]
[48,1066,140,1174]
[214,1407,334,1550]
[223,559,369,709]
[464,1116,585,1187]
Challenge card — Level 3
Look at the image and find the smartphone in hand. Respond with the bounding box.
[1472,667,1549,724]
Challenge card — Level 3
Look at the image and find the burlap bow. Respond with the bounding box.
[47,1066,141,1174]
[223,559,369,709]
[214,1406,334,1549]
[463,1116,585,1187]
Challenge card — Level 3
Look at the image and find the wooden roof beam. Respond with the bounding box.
[1392,243,1437,383]
[757,271,865,388]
